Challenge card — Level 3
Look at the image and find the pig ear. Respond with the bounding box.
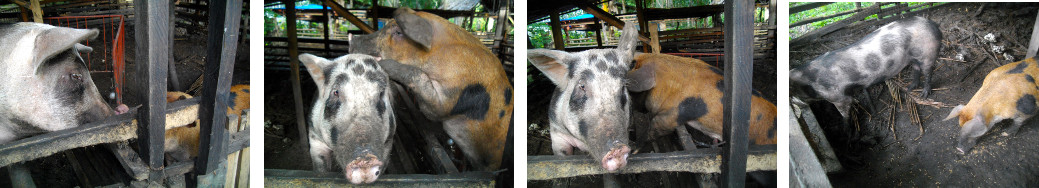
[626,62,656,92]
[74,43,93,54]
[298,53,333,88]
[32,27,98,74]
[529,49,574,88]
[617,22,640,55]
[944,105,965,121]
[394,8,434,50]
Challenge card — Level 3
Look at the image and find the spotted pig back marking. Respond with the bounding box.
[632,53,777,145]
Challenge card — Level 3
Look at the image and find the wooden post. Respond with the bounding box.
[721,0,754,186]
[594,18,603,47]
[19,7,28,22]
[649,23,659,53]
[371,0,379,30]
[549,13,565,50]
[635,0,649,53]
[323,3,331,57]
[284,0,310,164]
[29,0,41,23]
[168,0,181,92]
[132,0,169,182]
[196,0,241,178]
[1027,11,1039,58]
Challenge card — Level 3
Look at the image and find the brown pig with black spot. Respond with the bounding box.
[349,8,512,171]
[627,53,778,146]
[945,57,1039,154]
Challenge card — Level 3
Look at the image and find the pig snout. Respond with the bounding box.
[344,153,383,184]
[601,141,631,172]
[114,104,129,115]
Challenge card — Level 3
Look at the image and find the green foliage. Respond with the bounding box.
[789,2,941,38]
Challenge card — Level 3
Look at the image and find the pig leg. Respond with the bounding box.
[309,139,333,172]
[1003,117,1028,136]
[377,60,451,119]
[910,58,935,98]
[857,88,875,114]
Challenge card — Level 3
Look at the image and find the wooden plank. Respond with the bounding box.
[168,0,180,92]
[789,8,858,28]
[321,0,374,34]
[789,112,833,187]
[196,0,241,175]
[549,13,565,50]
[132,0,169,182]
[575,2,623,29]
[675,126,697,151]
[790,3,880,47]
[721,0,754,186]
[323,4,331,57]
[264,170,496,187]
[594,18,603,47]
[789,2,832,15]
[8,163,35,187]
[527,146,777,180]
[635,0,648,53]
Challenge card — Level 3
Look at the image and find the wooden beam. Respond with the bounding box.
[284,0,311,169]
[370,0,379,30]
[265,170,496,187]
[527,146,777,180]
[549,13,565,50]
[576,2,623,29]
[635,0,648,53]
[790,3,880,47]
[721,0,754,186]
[323,4,331,57]
[132,0,169,182]
[789,2,832,14]
[321,0,374,34]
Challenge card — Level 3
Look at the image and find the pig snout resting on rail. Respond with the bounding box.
[163,84,250,162]
[0,22,128,144]
[628,53,778,145]
[349,8,512,171]
[945,57,1039,154]
[300,53,395,184]
[790,16,941,119]
[528,22,641,172]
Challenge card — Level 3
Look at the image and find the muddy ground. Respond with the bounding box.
[790,3,1039,187]
[525,48,778,186]
[0,22,250,187]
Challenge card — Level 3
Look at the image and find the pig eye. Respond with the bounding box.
[578,85,586,91]
[331,90,340,97]
[70,73,82,81]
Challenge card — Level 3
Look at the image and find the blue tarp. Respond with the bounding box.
[561,14,594,21]
[270,4,327,10]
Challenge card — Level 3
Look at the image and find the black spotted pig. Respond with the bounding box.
[945,57,1039,154]
[628,53,778,145]
[299,53,395,184]
[349,8,512,171]
[528,22,641,171]
[0,22,128,143]
[790,16,941,119]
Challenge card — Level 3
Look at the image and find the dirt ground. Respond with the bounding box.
[526,48,778,186]
[790,3,1039,187]
[1,22,251,187]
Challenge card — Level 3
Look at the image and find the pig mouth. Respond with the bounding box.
[601,145,631,172]
[113,104,129,115]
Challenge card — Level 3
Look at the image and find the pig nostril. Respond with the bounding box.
[374,169,380,176]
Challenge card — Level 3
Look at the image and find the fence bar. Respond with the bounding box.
[721,0,755,186]
[196,0,243,176]
[264,170,496,187]
[132,0,169,182]
[527,146,777,180]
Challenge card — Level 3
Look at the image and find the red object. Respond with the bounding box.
[44,15,125,104]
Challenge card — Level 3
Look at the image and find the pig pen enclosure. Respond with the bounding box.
[526,0,778,187]
[261,0,514,186]
[790,2,1039,187]
[0,0,250,187]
